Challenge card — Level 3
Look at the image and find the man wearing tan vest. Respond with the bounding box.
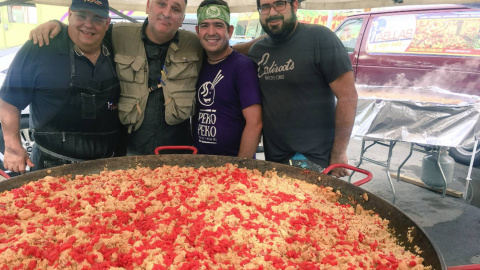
[111,0,203,155]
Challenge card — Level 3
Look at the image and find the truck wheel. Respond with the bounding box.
[0,117,34,176]
[449,144,480,167]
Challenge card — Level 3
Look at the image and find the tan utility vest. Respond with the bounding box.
[112,23,203,133]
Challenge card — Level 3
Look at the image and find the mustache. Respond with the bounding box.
[158,13,171,21]
[265,15,284,23]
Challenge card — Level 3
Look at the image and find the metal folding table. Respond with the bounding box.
[350,86,480,203]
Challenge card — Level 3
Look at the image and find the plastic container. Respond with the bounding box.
[420,147,455,188]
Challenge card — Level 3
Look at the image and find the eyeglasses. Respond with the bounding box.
[258,0,292,15]
[72,11,108,26]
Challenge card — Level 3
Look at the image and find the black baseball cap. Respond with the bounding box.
[70,0,109,19]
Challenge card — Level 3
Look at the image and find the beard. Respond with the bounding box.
[260,10,297,40]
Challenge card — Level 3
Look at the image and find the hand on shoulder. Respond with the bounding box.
[29,20,63,47]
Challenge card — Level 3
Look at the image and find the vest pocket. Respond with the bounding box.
[117,94,148,131]
[165,53,200,80]
[164,89,196,125]
[162,52,201,125]
[115,54,146,83]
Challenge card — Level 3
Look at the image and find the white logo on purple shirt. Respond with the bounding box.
[198,70,224,106]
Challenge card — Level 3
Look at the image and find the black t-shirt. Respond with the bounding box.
[0,27,116,128]
[249,23,353,166]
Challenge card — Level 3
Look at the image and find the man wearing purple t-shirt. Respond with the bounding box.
[193,0,262,158]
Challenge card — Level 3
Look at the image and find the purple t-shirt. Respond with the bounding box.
[193,50,262,157]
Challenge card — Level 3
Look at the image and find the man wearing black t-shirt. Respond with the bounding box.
[249,0,358,178]
[0,0,122,174]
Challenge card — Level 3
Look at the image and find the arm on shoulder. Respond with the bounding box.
[29,20,66,47]
[232,34,266,56]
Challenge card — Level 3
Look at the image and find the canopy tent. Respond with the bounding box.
[1,0,480,13]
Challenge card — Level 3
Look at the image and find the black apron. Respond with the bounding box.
[31,41,120,170]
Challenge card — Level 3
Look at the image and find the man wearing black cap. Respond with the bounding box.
[0,0,123,173]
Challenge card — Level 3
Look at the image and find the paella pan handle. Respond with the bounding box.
[0,170,10,179]
[154,146,198,155]
[322,164,372,186]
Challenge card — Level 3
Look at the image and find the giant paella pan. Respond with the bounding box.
[0,154,445,269]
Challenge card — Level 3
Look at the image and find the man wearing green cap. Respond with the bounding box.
[193,0,262,158]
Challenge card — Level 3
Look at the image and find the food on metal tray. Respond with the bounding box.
[0,164,429,269]
[358,90,463,104]
[363,192,369,202]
